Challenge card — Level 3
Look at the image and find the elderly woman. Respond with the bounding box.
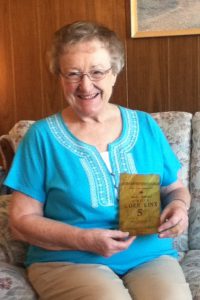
[5,21,192,300]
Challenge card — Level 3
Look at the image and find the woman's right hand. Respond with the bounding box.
[78,229,136,257]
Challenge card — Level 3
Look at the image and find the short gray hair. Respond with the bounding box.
[48,21,125,76]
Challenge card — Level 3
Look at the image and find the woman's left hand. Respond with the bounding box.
[158,200,189,238]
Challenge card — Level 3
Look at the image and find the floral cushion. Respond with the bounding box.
[0,262,36,299]
[0,121,34,172]
[0,195,37,298]
[8,120,35,151]
[152,112,192,252]
[152,112,192,187]
[181,250,200,300]
[0,195,27,266]
[189,112,200,250]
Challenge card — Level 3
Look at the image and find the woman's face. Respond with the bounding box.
[59,40,117,119]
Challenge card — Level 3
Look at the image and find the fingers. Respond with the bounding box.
[107,230,130,240]
[102,235,135,257]
[159,213,188,238]
[159,215,181,233]
[81,229,136,258]
[108,230,136,249]
[101,230,136,257]
[158,218,184,238]
[159,202,188,238]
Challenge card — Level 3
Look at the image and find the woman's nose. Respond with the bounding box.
[78,75,94,91]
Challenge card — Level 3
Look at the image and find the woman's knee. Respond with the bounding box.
[123,256,192,300]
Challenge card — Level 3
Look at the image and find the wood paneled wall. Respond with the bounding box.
[0,0,200,135]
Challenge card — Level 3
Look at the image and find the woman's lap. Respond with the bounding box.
[27,262,131,300]
[27,256,192,300]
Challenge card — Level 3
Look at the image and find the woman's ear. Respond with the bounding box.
[111,74,117,87]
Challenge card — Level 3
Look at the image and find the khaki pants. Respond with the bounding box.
[27,255,192,300]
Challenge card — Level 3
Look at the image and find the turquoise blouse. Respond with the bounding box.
[4,107,181,275]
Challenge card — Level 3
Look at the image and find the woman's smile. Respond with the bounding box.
[77,92,100,101]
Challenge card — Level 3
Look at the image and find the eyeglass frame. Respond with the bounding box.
[59,67,112,83]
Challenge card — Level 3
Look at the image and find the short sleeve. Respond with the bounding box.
[4,123,46,202]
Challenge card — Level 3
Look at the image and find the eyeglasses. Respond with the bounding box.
[60,67,112,83]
